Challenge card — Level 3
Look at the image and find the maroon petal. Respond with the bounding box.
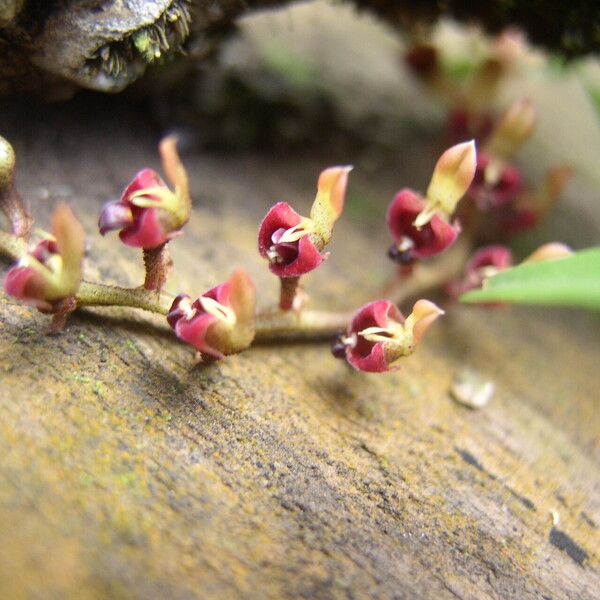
[119,207,170,249]
[198,279,231,308]
[173,311,223,358]
[269,235,324,278]
[498,207,538,234]
[98,201,133,235]
[492,165,523,207]
[386,189,424,242]
[258,201,324,277]
[447,245,513,300]
[167,293,192,328]
[4,265,51,309]
[30,238,59,262]
[347,342,389,373]
[470,153,523,209]
[346,300,404,373]
[467,245,513,272]
[387,189,459,261]
[258,202,302,256]
[121,168,166,204]
[412,216,461,259]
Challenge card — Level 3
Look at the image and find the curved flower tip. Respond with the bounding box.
[333,299,443,373]
[523,242,573,263]
[99,136,191,249]
[3,202,84,311]
[485,98,536,160]
[258,201,324,278]
[309,164,352,248]
[447,245,513,299]
[167,269,256,360]
[387,189,460,265]
[469,152,523,209]
[316,166,352,220]
[416,140,476,228]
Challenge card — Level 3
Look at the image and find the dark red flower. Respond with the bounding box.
[258,166,351,278]
[167,269,256,360]
[387,189,460,265]
[468,152,523,210]
[99,136,191,250]
[4,203,84,311]
[447,245,513,299]
[258,202,324,278]
[334,299,444,373]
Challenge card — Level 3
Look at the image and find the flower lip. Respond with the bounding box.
[387,189,460,263]
[98,201,134,235]
[258,202,324,277]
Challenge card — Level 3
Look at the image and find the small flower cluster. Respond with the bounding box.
[404,32,572,241]
[457,99,572,240]
[404,29,530,142]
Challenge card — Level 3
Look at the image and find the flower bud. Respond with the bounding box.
[523,242,573,263]
[387,189,460,265]
[99,135,191,249]
[335,299,444,373]
[4,203,84,311]
[415,140,477,228]
[484,98,536,160]
[167,269,256,360]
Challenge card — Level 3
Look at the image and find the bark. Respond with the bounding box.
[0,0,599,94]
[0,96,598,599]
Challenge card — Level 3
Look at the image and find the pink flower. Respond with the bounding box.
[332,299,444,373]
[258,166,351,278]
[447,245,513,299]
[387,189,460,264]
[386,141,476,265]
[496,165,573,235]
[167,269,256,360]
[468,152,523,209]
[258,202,324,277]
[4,203,84,312]
[99,136,191,249]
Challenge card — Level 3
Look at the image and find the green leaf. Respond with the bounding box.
[460,248,600,310]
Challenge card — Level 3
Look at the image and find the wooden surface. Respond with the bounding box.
[0,98,599,599]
